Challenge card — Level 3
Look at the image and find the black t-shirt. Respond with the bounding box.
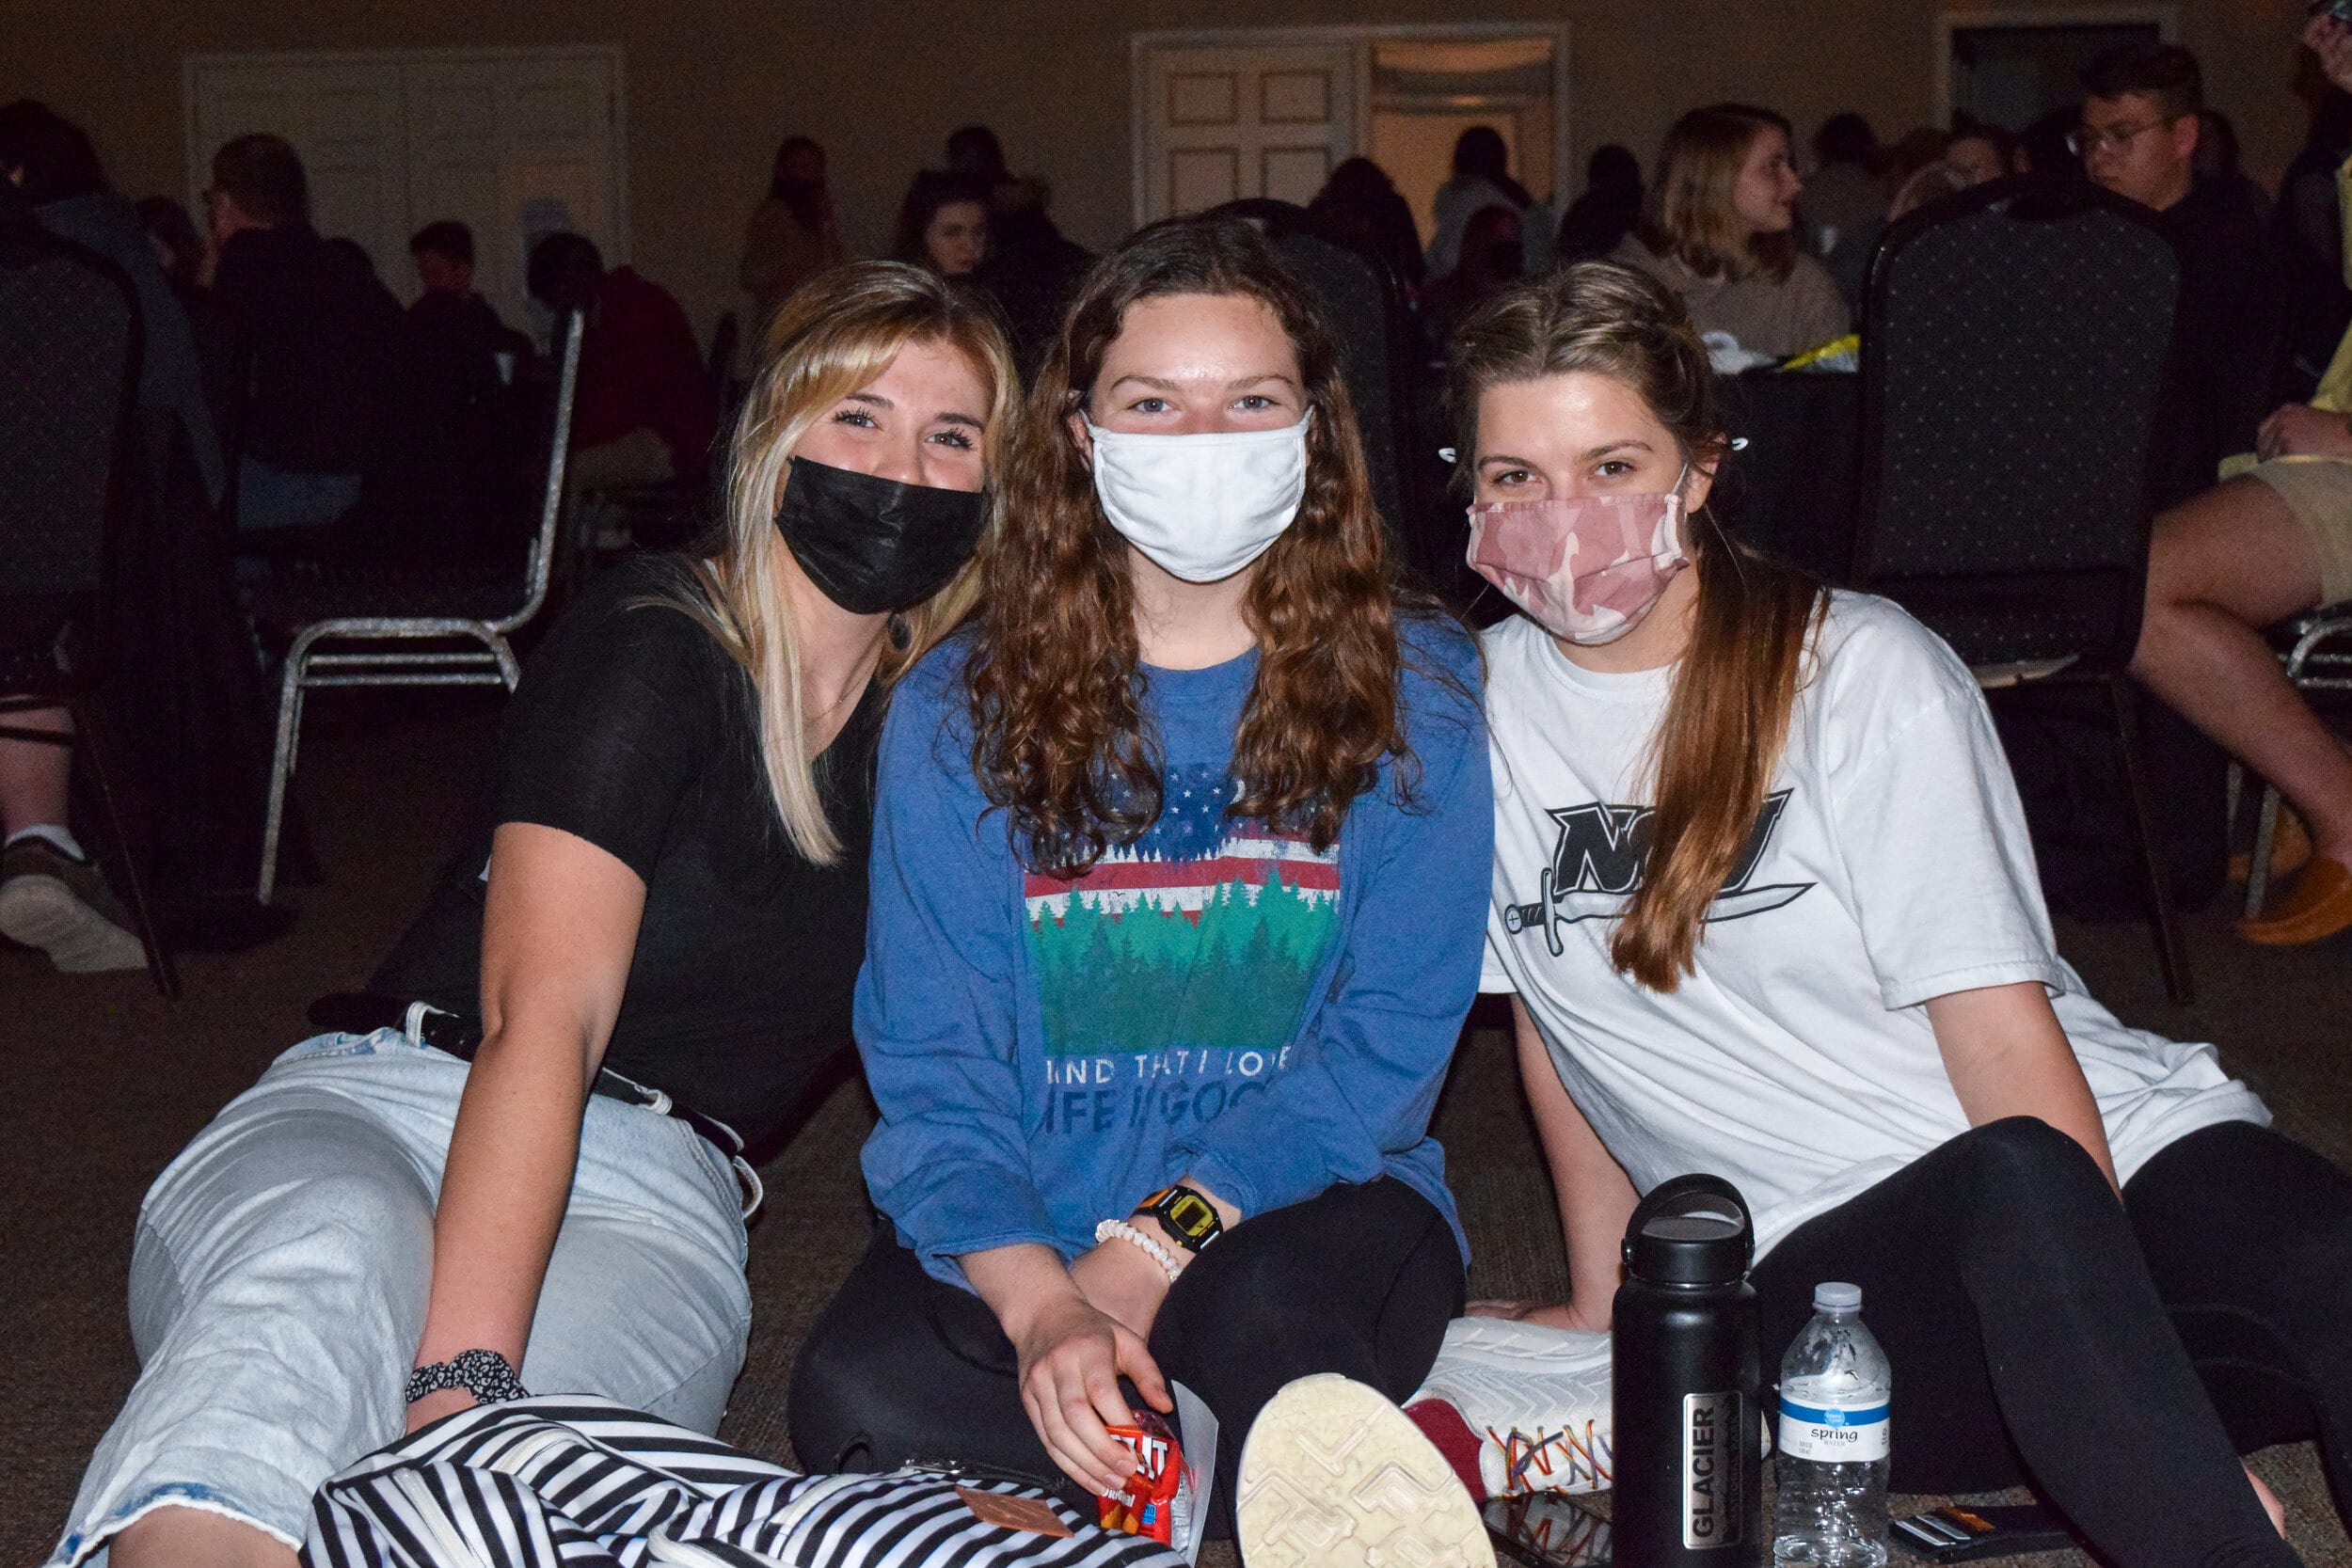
[212,223,406,476]
[370,556,882,1144]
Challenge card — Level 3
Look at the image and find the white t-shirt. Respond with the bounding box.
[1480,593,2266,1258]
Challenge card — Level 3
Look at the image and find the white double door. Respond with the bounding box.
[184,47,627,339]
[1136,41,1359,223]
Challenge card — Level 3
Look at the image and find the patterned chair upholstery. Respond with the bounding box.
[1851,176,2192,1002]
[0,218,176,994]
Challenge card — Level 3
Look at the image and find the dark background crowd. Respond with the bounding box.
[0,28,2341,973]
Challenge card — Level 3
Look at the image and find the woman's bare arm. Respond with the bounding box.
[405,820,646,1429]
[1925,980,2117,1191]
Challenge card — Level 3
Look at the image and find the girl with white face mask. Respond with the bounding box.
[1420,261,2352,1566]
[789,216,1501,1565]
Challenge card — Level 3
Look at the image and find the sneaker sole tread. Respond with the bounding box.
[1236,1373,1495,1568]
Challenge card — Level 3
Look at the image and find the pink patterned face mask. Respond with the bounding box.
[1466,476,1691,644]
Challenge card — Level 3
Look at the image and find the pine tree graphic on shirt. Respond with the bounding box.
[1025,763,1340,1056]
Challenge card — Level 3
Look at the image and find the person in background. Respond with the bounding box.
[2017,104,2086,181]
[1444,260,2342,1568]
[2276,87,2352,393]
[1799,111,1885,311]
[1613,103,1850,359]
[946,123,1013,193]
[406,220,532,554]
[135,193,202,292]
[894,169,990,279]
[0,102,223,507]
[203,133,405,537]
[1551,144,1645,265]
[526,230,719,492]
[2130,6,2352,946]
[738,134,843,348]
[407,220,528,395]
[1945,122,2014,187]
[974,174,1094,379]
[1427,125,1550,278]
[1308,155,1426,290]
[788,216,1493,1560]
[2194,108,2272,226]
[1422,202,1524,352]
[48,261,1016,1568]
[2075,43,2284,498]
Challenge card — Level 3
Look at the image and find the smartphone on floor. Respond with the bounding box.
[1486,1493,1612,1567]
[1892,1501,2078,1561]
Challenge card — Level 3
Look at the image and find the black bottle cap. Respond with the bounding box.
[1622,1173,1755,1285]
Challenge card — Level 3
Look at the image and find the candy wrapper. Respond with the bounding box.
[1098,1407,1185,1545]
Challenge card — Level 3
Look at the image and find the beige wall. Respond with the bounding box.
[12,0,2319,336]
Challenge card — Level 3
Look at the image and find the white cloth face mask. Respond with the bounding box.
[1085,417,1310,583]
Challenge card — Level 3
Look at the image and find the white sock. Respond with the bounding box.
[5,824,87,862]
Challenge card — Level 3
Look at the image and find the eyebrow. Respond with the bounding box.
[846,390,986,430]
[1478,438,1653,467]
[1106,372,1302,394]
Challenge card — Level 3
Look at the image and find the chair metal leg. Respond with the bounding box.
[69,697,179,1000]
[257,643,308,905]
[2109,677,2194,1004]
[2247,783,2283,921]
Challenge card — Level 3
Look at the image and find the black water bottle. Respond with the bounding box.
[1611,1174,1764,1567]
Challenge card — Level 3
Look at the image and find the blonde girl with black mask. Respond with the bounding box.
[1446,261,2352,1568]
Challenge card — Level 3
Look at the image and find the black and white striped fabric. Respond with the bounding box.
[304,1397,1185,1568]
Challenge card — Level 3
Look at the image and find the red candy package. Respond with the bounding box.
[1098,1407,1184,1544]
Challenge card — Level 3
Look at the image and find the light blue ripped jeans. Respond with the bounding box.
[48,1025,753,1565]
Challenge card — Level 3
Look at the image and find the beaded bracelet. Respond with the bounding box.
[405,1347,530,1406]
[1094,1218,1184,1284]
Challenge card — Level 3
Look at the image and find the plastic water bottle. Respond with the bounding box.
[1772,1282,1890,1568]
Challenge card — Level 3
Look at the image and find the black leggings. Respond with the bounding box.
[1754,1117,2352,1568]
[787,1178,1466,1538]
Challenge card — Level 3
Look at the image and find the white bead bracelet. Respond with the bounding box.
[1094,1217,1184,1283]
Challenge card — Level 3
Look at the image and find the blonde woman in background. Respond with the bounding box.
[50,261,1016,1568]
[1613,103,1851,358]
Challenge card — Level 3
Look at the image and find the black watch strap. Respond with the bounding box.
[1138,1184,1223,1254]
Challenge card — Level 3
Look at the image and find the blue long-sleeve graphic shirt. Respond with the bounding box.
[856,623,1493,1287]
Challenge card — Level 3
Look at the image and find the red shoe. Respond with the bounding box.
[2238,855,2352,945]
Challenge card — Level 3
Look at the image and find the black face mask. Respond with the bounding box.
[772,455,990,615]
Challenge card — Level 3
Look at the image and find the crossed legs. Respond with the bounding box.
[2131,476,2352,935]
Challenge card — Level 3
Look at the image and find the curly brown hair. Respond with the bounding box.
[966,216,1418,877]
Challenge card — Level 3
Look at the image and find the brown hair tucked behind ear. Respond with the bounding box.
[968,215,1419,878]
[1448,262,1825,990]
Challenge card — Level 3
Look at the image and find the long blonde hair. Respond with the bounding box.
[670,261,1016,863]
[1449,262,1824,990]
[1639,103,1799,284]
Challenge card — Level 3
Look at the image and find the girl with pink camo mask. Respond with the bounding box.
[1397,261,2352,1568]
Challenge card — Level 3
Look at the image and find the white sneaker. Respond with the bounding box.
[0,841,146,973]
[1236,1372,1495,1568]
[1406,1316,1614,1497]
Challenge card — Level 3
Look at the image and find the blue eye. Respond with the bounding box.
[1131,397,1169,415]
[1236,394,1276,412]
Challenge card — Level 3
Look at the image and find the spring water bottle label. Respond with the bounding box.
[1777,1390,1889,1463]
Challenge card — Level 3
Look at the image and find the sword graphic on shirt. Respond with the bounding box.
[1502,788,1816,957]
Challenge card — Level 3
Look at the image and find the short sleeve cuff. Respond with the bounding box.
[1481,935,1518,994]
[1880,955,2070,1012]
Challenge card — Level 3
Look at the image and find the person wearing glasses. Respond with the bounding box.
[2076,43,2284,499]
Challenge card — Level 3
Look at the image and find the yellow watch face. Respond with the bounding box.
[1165,1190,1217,1242]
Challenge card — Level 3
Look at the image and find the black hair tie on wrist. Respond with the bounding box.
[405,1348,530,1406]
